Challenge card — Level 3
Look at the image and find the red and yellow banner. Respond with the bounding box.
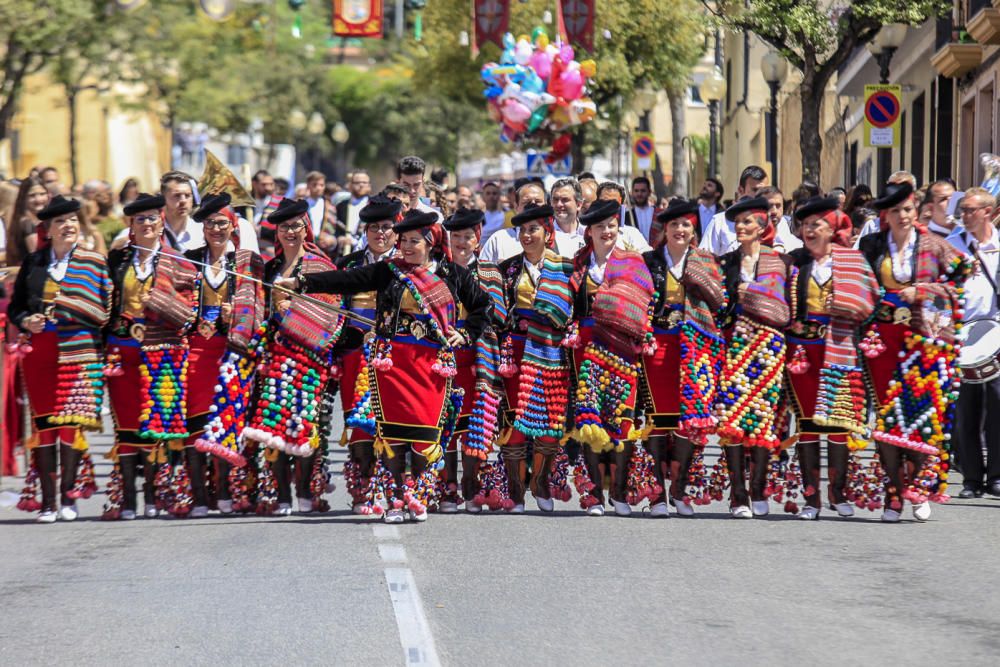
[474,0,510,50]
[557,0,595,53]
[333,0,384,38]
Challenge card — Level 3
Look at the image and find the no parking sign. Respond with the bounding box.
[863,84,901,148]
[632,132,657,172]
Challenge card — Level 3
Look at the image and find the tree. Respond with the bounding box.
[415,0,707,175]
[0,0,93,145]
[710,0,949,184]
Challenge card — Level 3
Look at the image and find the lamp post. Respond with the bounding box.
[760,51,787,190]
[699,66,726,179]
[867,23,907,185]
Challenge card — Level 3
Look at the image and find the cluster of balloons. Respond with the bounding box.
[481,29,598,161]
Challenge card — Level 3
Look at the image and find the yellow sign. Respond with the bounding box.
[631,132,657,172]
[863,84,902,148]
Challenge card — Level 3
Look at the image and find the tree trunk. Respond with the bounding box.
[68,88,79,186]
[667,86,688,197]
[798,74,823,185]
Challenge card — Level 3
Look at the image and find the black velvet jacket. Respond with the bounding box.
[303,259,491,342]
[7,250,55,331]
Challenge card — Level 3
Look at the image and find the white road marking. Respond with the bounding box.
[384,567,442,667]
[372,524,401,540]
[378,543,408,563]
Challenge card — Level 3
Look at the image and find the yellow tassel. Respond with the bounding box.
[559,433,571,446]
[104,443,119,461]
[374,436,395,459]
[847,433,869,452]
[264,447,280,463]
[72,429,89,451]
[625,425,644,441]
[339,428,349,447]
[25,433,40,450]
[308,427,320,451]
[496,427,513,446]
[423,443,444,465]
[779,434,800,450]
[168,440,185,452]
[639,421,655,439]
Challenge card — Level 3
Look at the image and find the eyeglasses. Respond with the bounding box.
[133,215,160,224]
[203,219,232,230]
[960,205,989,216]
[276,222,306,232]
[367,224,394,234]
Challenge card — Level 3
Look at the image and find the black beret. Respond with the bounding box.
[266,197,309,225]
[393,208,440,233]
[511,203,554,226]
[192,192,232,222]
[37,195,81,222]
[359,195,403,223]
[123,192,166,216]
[578,199,621,226]
[794,195,841,221]
[725,196,769,221]
[870,181,914,211]
[656,198,700,224]
[443,206,485,231]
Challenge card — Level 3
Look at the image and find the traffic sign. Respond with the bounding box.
[526,152,572,177]
[632,132,656,172]
[863,84,901,148]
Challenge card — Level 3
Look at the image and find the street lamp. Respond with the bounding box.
[760,50,787,189]
[306,112,326,136]
[699,66,726,178]
[288,109,307,132]
[867,23,907,84]
[332,121,350,144]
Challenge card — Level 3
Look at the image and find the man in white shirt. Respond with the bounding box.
[622,176,657,242]
[757,186,802,253]
[160,172,259,253]
[947,187,1000,499]
[251,170,276,223]
[336,170,371,241]
[480,181,506,243]
[700,165,768,256]
[698,177,723,234]
[396,155,443,222]
[480,180,548,263]
[304,171,338,255]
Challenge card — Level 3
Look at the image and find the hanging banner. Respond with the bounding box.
[474,0,510,50]
[557,0,595,53]
[333,0,384,38]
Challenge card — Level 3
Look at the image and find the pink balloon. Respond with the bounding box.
[501,99,532,124]
[560,69,583,101]
[530,51,552,80]
[559,44,575,62]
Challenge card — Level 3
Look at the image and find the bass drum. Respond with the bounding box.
[958,317,1000,383]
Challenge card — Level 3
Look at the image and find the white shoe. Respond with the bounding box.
[143,506,159,518]
[912,501,931,522]
[216,499,233,515]
[730,505,753,519]
[439,501,459,514]
[881,508,901,523]
[57,505,78,522]
[409,508,428,522]
[611,498,632,517]
[797,506,820,521]
[37,509,57,524]
[673,500,695,517]
[465,503,482,514]
[297,497,313,513]
[352,503,368,515]
[189,505,209,518]
[275,503,292,517]
[507,503,525,514]
[751,500,770,517]
[120,509,136,521]
[832,502,855,518]
[535,496,554,512]
[384,508,405,523]
[649,502,670,518]
[586,504,605,516]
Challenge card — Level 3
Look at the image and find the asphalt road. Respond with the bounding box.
[2,411,999,666]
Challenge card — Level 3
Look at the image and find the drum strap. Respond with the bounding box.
[971,237,1000,308]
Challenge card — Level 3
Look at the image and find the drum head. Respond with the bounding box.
[960,319,1000,366]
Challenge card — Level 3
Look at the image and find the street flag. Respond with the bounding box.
[474,0,510,50]
[333,0,384,38]
[557,0,595,53]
